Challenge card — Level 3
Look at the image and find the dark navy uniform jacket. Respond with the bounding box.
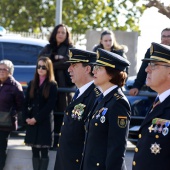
[54,83,100,170]
[81,87,131,170]
[133,95,170,170]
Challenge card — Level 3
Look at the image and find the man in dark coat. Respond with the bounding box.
[54,48,101,170]
[132,42,170,170]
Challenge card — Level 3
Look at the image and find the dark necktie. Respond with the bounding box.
[72,89,80,101]
[96,93,104,103]
[152,96,160,109]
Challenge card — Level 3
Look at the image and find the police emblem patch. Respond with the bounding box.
[117,116,127,128]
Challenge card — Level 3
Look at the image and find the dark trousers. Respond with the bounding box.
[0,131,10,170]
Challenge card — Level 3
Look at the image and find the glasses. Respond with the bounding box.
[0,68,9,72]
[93,65,103,71]
[148,62,170,70]
[161,35,170,38]
[37,65,47,70]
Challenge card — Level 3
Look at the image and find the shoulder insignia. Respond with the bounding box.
[94,87,101,97]
[117,116,127,128]
[114,92,123,100]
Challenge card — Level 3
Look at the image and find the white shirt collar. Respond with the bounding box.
[103,85,118,97]
[77,81,94,98]
[158,89,170,103]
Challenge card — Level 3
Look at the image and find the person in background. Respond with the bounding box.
[93,30,128,59]
[81,48,131,170]
[39,23,74,146]
[23,57,57,170]
[0,60,24,170]
[54,48,101,170]
[129,28,170,96]
[132,42,170,170]
[39,24,74,109]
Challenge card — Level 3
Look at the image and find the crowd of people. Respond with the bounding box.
[0,24,170,170]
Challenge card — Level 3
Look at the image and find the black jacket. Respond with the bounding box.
[133,95,170,170]
[54,83,101,170]
[81,87,131,170]
[23,80,57,147]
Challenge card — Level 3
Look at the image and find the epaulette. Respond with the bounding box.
[94,87,101,97]
[114,92,123,100]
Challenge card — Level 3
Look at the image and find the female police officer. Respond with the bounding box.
[81,48,131,170]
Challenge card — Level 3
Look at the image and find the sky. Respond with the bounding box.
[137,6,170,70]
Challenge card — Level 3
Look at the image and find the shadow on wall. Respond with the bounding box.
[85,30,139,77]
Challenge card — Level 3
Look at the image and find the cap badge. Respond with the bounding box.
[97,51,100,59]
[150,44,154,55]
[69,50,73,58]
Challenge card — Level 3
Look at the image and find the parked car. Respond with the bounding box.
[124,76,157,145]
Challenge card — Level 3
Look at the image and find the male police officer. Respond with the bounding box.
[54,48,100,170]
[132,42,170,170]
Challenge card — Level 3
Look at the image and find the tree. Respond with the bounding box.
[145,0,170,19]
[0,0,146,34]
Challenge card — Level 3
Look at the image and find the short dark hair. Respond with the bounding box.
[105,67,127,87]
[82,63,94,77]
[161,28,170,34]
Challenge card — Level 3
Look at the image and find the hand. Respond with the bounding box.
[54,55,64,60]
[26,118,37,125]
[129,88,139,96]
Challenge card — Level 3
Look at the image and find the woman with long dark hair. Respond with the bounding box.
[23,57,57,170]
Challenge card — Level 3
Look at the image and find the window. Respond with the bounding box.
[0,42,43,65]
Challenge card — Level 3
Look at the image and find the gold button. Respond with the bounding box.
[96,163,100,166]
[133,161,136,166]
[155,135,159,138]
[138,134,142,138]
[76,159,79,162]
[57,144,59,147]
[59,133,61,136]
[95,123,98,126]
[135,147,138,152]
[62,122,64,125]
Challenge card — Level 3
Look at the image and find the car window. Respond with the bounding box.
[0,42,43,65]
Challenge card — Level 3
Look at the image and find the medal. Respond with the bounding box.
[150,142,161,155]
[100,108,108,123]
[96,114,100,119]
[162,122,170,136]
[100,116,106,123]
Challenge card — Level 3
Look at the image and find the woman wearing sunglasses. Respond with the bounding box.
[81,48,131,170]
[23,57,57,170]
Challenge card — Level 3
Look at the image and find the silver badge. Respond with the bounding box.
[100,116,105,123]
[162,127,169,136]
[150,142,161,155]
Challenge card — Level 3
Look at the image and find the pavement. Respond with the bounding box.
[4,131,135,170]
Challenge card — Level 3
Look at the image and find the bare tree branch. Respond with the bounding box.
[145,0,170,19]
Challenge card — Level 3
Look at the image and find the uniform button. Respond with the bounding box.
[135,147,138,152]
[96,163,100,166]
[155,135,159,138]
[76,159,79,162]
[133,161,136,166]
[95,123,98,126]
[138,134,142,138]
[59,133,61,136]
[62,122,64,125]
[57,144,59,147]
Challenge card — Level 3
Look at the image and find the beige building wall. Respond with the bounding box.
[85,30,139,76]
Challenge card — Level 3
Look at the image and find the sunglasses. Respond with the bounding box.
[37,65,47,70]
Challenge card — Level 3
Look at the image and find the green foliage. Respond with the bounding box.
[0,0,145,34]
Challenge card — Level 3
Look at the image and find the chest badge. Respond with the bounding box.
[150,142,161,155]
[72,103,86,120]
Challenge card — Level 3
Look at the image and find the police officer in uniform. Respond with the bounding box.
[81,48,131,170]
[132,42,170,170]
[54,48,101,170]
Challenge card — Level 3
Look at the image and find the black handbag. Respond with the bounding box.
[0,108,12,127]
